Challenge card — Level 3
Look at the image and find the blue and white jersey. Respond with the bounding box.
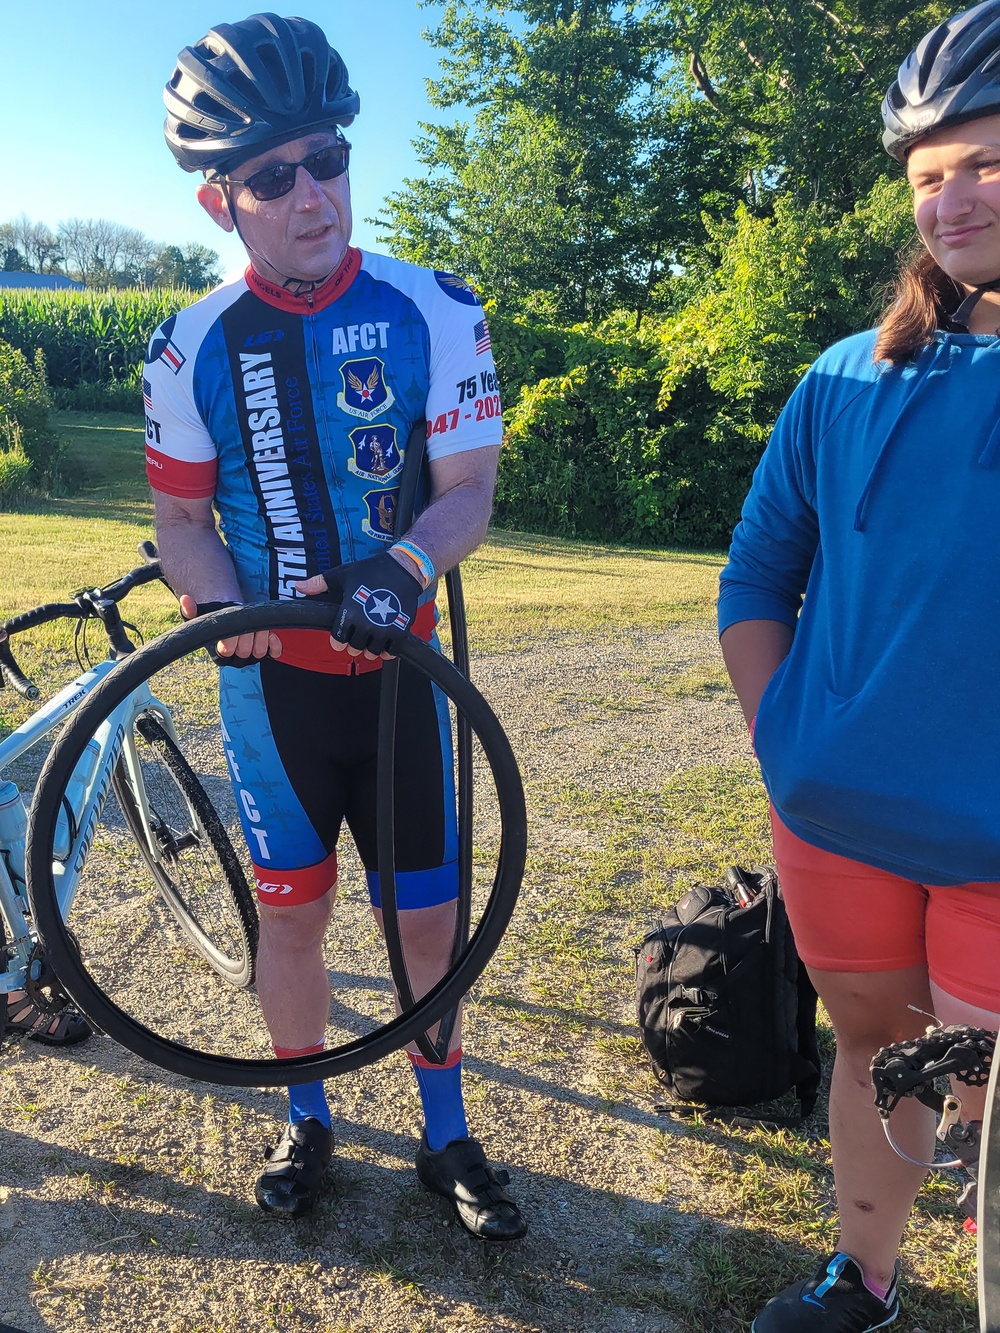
[143,247,501,610]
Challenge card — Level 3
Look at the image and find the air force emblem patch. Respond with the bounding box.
[361,489,397,541]
[336,357,394,421]
[434,271,482,306]
[347,425,402,482]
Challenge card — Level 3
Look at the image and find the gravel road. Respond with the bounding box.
[0,623,764,1333]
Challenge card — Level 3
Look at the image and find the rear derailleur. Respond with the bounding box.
[870,1022,994,1224]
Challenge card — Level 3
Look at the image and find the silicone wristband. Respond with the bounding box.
[391,540,435,590]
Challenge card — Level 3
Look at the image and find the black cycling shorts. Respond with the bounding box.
[218,656,458,909]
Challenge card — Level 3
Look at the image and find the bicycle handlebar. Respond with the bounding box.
[0,639,40,701]
[0,543,166,697]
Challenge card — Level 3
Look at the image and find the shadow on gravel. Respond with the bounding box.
[0,1111,690,1332]
[0,1054,979,1333]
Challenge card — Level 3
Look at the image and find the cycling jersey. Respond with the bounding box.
[146,246,494,897]
[143,247,501,671]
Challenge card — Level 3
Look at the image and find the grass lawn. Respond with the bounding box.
[1,410,726,700]
[0,413,174,651]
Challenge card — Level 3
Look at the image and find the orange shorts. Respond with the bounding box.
[770,810,1000,1011]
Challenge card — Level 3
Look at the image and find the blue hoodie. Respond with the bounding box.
[718,328,1000,886]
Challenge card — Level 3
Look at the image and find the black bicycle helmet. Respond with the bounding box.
[164,12,359,175]
[883,0,1000,162]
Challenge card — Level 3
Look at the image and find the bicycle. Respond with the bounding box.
[0,543,258,1046]
[870,1022,1000,1332]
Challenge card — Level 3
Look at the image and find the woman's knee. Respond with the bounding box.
[810,964,933,1050]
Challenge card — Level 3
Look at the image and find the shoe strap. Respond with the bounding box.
[6,999,53,1038]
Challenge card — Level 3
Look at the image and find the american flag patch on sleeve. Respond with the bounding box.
[473,318,492,356]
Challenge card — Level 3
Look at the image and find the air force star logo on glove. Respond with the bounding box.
[294,549,423,657]
[352,585,411,630]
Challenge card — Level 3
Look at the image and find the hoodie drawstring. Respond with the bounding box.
[853,341,958,532]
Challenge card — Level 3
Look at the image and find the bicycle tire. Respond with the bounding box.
[26,600,526,1087]
[111,711,258,988]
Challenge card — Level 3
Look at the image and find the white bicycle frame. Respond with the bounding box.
[0,657,181,997]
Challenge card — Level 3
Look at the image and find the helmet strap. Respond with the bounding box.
[219,180,338,298]
[947,280,1000,332]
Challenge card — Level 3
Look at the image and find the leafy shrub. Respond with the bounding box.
[495,318,662,539]
[496,179,912,547]
[0,340,62,487]
[0,420,32,506]
[641,181,911,545]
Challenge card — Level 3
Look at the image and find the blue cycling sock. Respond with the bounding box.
[274,1041,331,1129]
[408,1048,468,1150]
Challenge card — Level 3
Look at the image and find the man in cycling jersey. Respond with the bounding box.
[146,13,525,1239]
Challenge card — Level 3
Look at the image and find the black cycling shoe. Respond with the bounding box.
[751,1252,900,1331]
[415,1133,527,1241]
[254,1118,333,1220]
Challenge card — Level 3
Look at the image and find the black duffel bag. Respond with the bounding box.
[636,865,821,1126]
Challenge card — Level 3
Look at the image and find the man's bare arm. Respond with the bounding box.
[153,492,243,602]
[153,491,279,660]
[397,444,500,575]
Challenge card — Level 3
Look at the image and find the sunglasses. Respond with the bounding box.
[221,141,351,202]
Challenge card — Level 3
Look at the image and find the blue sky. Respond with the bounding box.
[2,2,454,278]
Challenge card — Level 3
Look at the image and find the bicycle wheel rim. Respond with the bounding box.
[26,601,526,1086]
[110,714,257,988]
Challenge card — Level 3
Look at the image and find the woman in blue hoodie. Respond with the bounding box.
[719,4,1000,1329]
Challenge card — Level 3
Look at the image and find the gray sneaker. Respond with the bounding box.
[752,1253,899,1331]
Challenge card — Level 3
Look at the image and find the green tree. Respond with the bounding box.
[378,0,681,320]
[656,0,954,217]
[379,0,953,321]
[153,242,221,289]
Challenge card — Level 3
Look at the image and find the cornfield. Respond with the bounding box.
[0,288,191,394]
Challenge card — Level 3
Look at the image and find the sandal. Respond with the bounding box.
[254,1118,334,1219]
[5,992,91,1046]
[415,1133,527,1240]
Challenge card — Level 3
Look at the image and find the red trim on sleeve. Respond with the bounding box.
[245,247,362,312]
[146,447,217,499]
